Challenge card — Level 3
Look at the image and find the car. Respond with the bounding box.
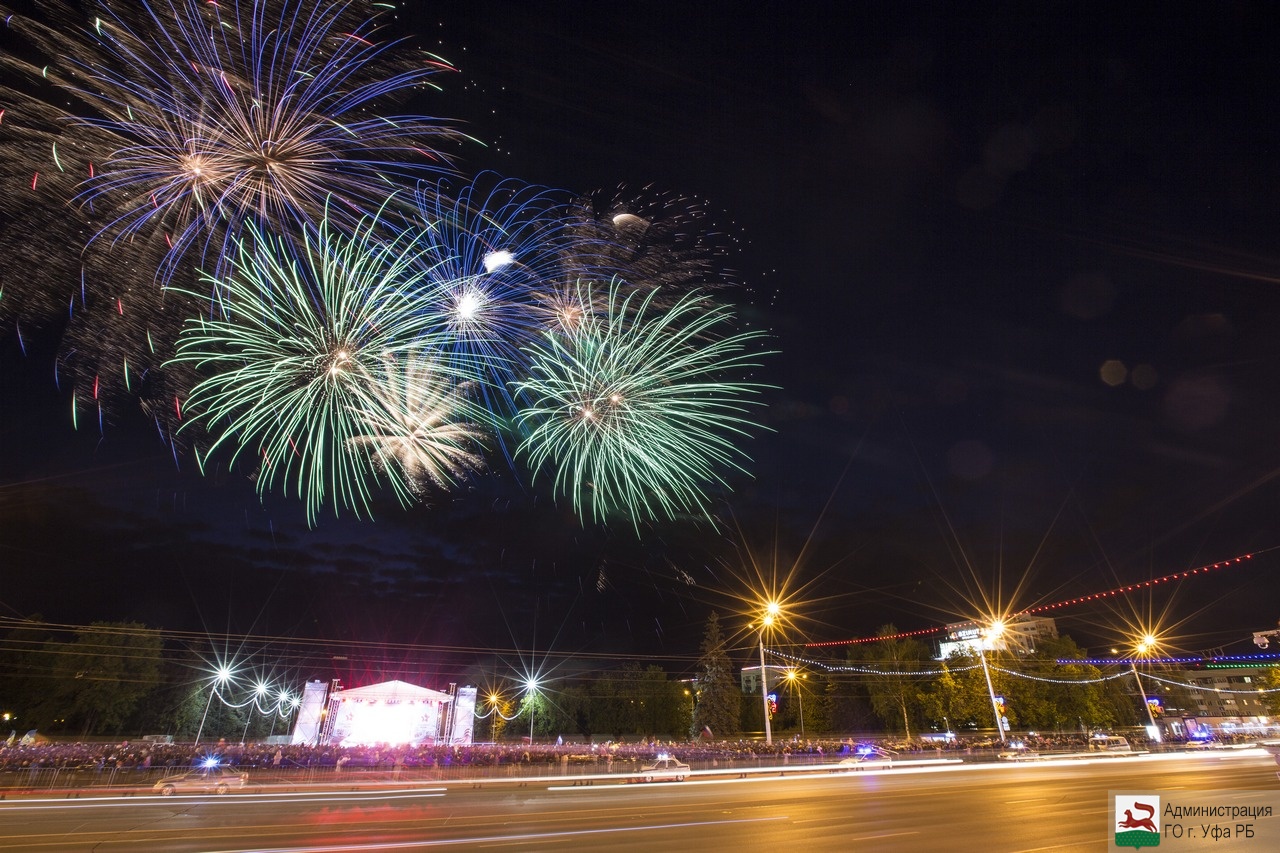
[637,756,691,782]
[1087,735,1131,753]
[998,740,1039,761]
[838,744,895,769]
[153,766,248,796]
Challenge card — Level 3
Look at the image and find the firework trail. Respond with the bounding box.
[564,185,740,306]
[171,207,477,524]
[514,281,773,529]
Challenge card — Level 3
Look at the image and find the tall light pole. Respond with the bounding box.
[241,681,270,745]
[525,678,539,744]
[1132,634,1162,743]
[978,620,1006,744]
[758,601,781,746]
[488,693,502,742]
[195,666,234,747]
[785,669,806,739]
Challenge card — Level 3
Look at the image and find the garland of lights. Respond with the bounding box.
[772,648,1280,692]
[805,548,1270,648]
[473,704,522,722]
[210,688,296,718]
[1066,653,1280,666]
[770,648,982,677]
[990,665,1133,685]
[1139,672,1280,695]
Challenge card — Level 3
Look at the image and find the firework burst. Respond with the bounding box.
[0,0,464,281]
[347,351,489,501]
[171,208,473,523]
[514,281,773,529]
[403,174,583,423]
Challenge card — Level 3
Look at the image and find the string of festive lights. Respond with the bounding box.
[210,687,298,717]
[990,665,1132,685]
[1141,672,1280,695]
[805,548,1269,647]
[473,703,521,722]
[1064,652,1280,666]
[769,648,982,677]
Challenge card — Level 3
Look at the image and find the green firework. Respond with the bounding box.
[172,212,475,523]
[514,281,772,529]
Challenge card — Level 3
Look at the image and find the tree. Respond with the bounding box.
[692,612,739,738]
[32,622,163,736]
[864,625,928,738]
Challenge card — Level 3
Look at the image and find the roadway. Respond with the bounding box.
[0,751,1276,851]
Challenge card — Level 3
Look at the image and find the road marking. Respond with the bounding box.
[201,814,792,852]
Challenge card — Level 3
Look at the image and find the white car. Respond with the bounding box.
[637,756,691,782]
[838,745,895,769]
[153,766,248,796]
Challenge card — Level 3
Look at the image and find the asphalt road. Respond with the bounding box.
[0,752,1276,852]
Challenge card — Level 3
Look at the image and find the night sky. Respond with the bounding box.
[3,1,1280,682]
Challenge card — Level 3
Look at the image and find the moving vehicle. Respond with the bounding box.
[637,756,691,782]
[1087,735,1131,753]
[998,740,1039,761]
[838,744,895,769]
[152,766,248,796]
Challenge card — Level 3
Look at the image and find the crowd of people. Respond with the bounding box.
[0,727,1255,776]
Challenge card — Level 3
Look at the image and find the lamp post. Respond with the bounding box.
[978,620,1006,744]
[758,601,781,746]
[267,690,291,741]
[525,679,539,744]
[241,681,270,745]
[195,666,234,746]
[785,669,806,739]
[1132,634,1162,743]
[488,693,502,742]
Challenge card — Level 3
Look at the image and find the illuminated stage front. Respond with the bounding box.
[292,679,477,746]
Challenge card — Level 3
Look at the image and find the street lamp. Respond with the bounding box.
[784,669,806,739]
[487,693,502,742]
[1132,634,1162,744]
[758,601,781,746]
[195,665,234,746]
[267,690,292,740]
[524,678,539,744]
[978,619,1007,744]
[241,680,270,745]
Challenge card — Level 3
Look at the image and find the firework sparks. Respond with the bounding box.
[404,174,582,424]
[514,281,773,529]
[171,208,470,523]
[1,0,464,281]
[348,351,488,500]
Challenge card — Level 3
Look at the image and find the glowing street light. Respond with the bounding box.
[241,680,271,745]
[758,600,782,746]
[784,669,807,739]
[487,692,503,742]
[195,665,235,746]
[524,678,540,744]
[977,619,1007,744]
[1131,633,1163,743]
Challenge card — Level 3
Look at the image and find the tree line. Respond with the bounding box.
[1,616,1265,743]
